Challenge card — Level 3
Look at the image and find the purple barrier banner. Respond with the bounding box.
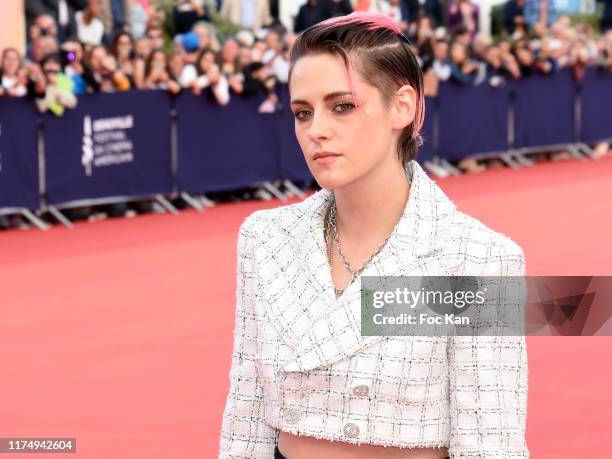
[175,92,280,193]
[418,96,435,163]
[0,98,39,209]
[43,91,173,205]
[580,68,612,143]
[511,69,575,149]
[437,81,509,161]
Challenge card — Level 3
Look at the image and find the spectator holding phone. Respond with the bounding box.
[240,61,278,112]
[449,41,480,84]
[431,38,452,81]
[511,39,535,76]
[110,31,140,87]
[25,0,87,42]
[182,47,230,104]
[36,53,77,115]
[415,16,435,65]
[60,38,100,93]
[23,61,47,99]
[27,15,61,63]
[143,49,181,94]
[86,45,131,91]
[167,51,185,87]
[220,38,240,75]
[533,36,561,74]
[483,45,520,87]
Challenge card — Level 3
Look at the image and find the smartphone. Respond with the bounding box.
[60,49,76,67]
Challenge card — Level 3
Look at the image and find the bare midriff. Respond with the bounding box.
[277,431,449,459]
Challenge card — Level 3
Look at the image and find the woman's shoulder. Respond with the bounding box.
[441,208,525,276]
[447,208,523,251]
[239,189,329,239]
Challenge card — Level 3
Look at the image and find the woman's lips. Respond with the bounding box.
[313,153,341,164]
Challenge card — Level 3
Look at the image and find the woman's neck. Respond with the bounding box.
[332,159,411,244]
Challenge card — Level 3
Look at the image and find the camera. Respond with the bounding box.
[60,49,76,67]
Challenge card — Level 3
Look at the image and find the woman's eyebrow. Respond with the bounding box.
[290,91,353,106]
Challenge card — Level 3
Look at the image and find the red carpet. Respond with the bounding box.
[1,156,611,458]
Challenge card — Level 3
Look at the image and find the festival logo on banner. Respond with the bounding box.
[81,114,135,176]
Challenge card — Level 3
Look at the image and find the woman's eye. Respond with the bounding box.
[293,109,309,120]
[334,102,355,113]
[293,102,354,121]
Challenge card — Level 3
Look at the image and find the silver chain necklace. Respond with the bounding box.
[325,195,393,296]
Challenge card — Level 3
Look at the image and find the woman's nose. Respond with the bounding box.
[307,110,330,142]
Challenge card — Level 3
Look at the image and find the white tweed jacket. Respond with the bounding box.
[219,160,529,458]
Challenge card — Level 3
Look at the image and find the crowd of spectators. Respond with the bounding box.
[1,0,612,229]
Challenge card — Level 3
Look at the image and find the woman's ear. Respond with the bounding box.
[391,84,417,130]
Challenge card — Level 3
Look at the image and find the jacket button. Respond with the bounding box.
[283,408,300,425]
[343,422,360,438]
[352,385,369,397]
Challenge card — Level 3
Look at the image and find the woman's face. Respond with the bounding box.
[254,41,267,55]
[204,51,216,66]
[418,17,432,32]
[35,36,58,60]
[43,59,61,84]
[151,51,167,71]
[251,47,263,62]
[450,43,466,64]
[135,38,151,58]
[221,40,238,62]
[433,41,448,60]
[265,32,280,51]
[193,26,209,49]
[116,34,132,58]
[238,47,252,66]
[89,46,107,72]
[2,50,20,76]
[499,41,511,54]
[289,53,409,190]
[146,28,164,50]
[168,53,183,77]
[486,46,501,67]
[198,51,215,71]
[516,46,533,65]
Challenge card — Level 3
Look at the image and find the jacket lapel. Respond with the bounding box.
[255,161,458,373]
[252,188,333,351]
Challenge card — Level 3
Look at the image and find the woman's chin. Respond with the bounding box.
[313,178,348,191]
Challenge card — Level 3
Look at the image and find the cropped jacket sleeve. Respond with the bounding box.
[218,217,278,458]
[447,240,529,458]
